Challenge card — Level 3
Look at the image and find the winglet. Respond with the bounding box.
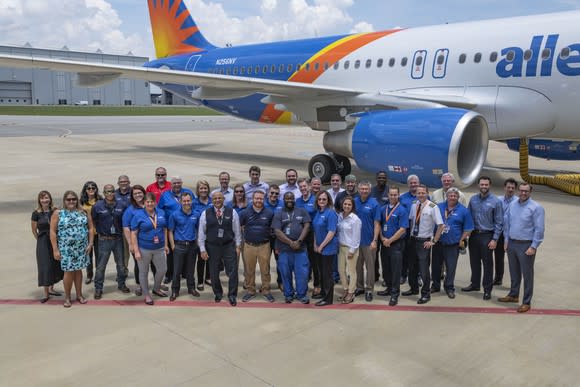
[147,0,217,58]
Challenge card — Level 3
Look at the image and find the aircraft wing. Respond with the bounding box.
[0,54,476,107]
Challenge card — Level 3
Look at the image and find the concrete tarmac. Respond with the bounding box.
[1,115,579,387]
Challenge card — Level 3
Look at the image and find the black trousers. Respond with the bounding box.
[196,246,211,284]
[269,236,281,284]
[86,235,99,278]
[408,238,431,298]
[402,234,412,279]
[468,232,494,293]
[314,252,334,304]
[206,242,238,298]
[306,232,320,287]
[172,242,196,293]
[494,234,506,281]
[432,243,460,291]
[375,244,381,280]
[165,244,174,282]
[380,240,404,297]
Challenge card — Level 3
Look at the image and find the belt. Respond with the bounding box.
[98,234,121,240]
[411,236,431,242]
[472,230,493,234]
[245,240,269,247]
[510,239,532,243]
[175,240,196,246]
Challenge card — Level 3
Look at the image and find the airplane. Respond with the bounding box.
[1,0,579,191]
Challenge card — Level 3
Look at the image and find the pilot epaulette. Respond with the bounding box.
[429,202,437,208]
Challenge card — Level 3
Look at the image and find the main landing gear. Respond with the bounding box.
[308,153,352,184]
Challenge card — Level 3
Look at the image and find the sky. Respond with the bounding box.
[1,0,580,60]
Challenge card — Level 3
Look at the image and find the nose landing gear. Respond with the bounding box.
[308,154,352,184]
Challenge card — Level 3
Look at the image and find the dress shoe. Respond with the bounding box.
[197,284,204,291]
[430,285,441,293]
[461,285,480,292]
[188,289,200,297]
[152,290,168,298]
[517,304,531,313]
[48,290,62,297]
[214,295,222,303]
[163,277,171,285]
[400,276,407,285]
[483,292,492,300]
[144,297,154,306]
[169,293,178,302]
[228,296,237,306]
[85,277,93,285]
[417,297,431,304]
[315,300,330,307]
[498,295,519,303]
[300,298,310,305]
[388,297,398,306]
[365,292,373,302]
[135,287,143,297]
[94,290,102,300]
[377,289,390,297]
[159,284,169,291]
[493,278,502,286]
[402,289,419,296]
[446,290,456,299]
[312,293,324,299]
[118,285,131,293]
[354,289,365,297]
[285,297,293,303]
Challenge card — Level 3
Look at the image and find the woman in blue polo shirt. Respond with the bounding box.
[131,192,168,305]
[312,191,338,306]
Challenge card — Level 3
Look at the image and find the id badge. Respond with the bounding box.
[413,224,419,235]
[153,235,159,244]
[443,225,450,234]
[110,225,116,234]
[383,224,388,233]
[218,228,224,238]
[285,226,291,235]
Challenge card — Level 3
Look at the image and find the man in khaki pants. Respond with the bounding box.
[239,191,276,302]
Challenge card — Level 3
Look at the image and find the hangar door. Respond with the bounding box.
[0,82,32,105]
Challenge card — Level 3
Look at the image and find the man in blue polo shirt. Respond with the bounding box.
[353,181,380,302]
[91,184,128,299]
[264,184,284,289]
[431,188,473,299]
[168,192,200,301]
[157,176,195,285]
[374,186,408,306]
[240,190,275,302]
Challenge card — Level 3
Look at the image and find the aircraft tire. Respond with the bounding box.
[334,155,352,178]
[308,154,335,184]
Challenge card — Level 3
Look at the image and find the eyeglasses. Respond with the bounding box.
[86,186,96,190]
[234,190,244,193]
[104,190,115,194]
[118,181,129,184]
[65,198,77,202]
[317,198,328,201]
[156,174,166,177]
[270,192,280,196]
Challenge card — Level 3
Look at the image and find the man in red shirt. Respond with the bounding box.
[146,167,172,203]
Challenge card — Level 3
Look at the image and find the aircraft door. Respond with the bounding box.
[411,50,427,79]
[185,55,202,93]
[432,49,449,79]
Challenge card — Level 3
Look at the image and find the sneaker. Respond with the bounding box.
[264,293,275,303]
[300,298,310,304]
[135,287,142,297]
[285,297,293,304]
[118,285,131,293]
[242,293,256,302]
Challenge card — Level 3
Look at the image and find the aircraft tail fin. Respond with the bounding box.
[147,0,217,58]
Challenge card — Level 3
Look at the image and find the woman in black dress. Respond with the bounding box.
[31,191,64,303]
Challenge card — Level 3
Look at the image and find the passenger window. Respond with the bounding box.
[305,63,311,71]
[415,56,423,66]
[489,52,498,62]
[388,58,395,67]
[226,68,231,75]
[541,48,551,60]
[474,53,482,63]
[287,64,293,72]
[233,67,238,75]
[279,64,285,73]
[437,55,445,65]
[365,59,372,68]
[344,60,350,69]
[240,66,245,75]
[401,57,408,66]
[459,54,466,64]
[324,62,329,70]
[506,50,515,61]
[560,47,570,60]
[255,65,261,74]
[354,60,361,69]
[314,62,320,71]
[333,61,340,70]
[377,58,383,68]
[523,50,532,61]
[247,66,253,75]
[263,65,268,73]
[271,64,276,73]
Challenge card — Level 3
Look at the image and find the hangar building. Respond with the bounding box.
[0,44,150,106]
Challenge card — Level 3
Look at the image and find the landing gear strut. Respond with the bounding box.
[308,153,352,184]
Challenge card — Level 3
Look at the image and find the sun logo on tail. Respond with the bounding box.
[148,0,216,58]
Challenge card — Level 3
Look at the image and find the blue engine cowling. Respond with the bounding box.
[323,108,489,188]
[506,139,580,160]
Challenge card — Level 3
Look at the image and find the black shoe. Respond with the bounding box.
[365,292,373,302]
[417,297,431,304]
[381,280,387,287]
[483,292,492,300]
[312,293,324,299]
[400,276,407,285]
[446,290,456,299]
[285,297,293,304]
[493,278,502,286]
[85,276,93,285]
[188,289,200,297]
[242,293,256,302]
[159,284,169,291]
[197,284,204,291]
[94,290,102,300]
[389,297,398,306]
[461,285,480,292]
[118,285,131,293]
[169,293,178,302]
[315,300,330,307]
[377,289,390,297]
[163,277,171,285]
[228,296,237,306]
[354,289,365,297]
[430,285,441,293]
[214,295,222,303]
[402,289,419,296]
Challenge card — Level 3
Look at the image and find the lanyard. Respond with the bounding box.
[148,212,157,230]
[415,202,424,223]
[385,203,400,223]
[445,206,456,221]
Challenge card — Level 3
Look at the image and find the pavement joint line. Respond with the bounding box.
[2,298,579,316]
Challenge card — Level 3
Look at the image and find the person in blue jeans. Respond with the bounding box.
[273,192,311,304]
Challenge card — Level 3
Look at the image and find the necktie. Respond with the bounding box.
[216,208,222,218]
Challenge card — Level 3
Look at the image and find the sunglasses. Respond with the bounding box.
[234,190,244,193]
[156,173,166,177]
[104,190,115,194]
[86,186,96,190]
[270,192,280,196]
[65,198,77,202]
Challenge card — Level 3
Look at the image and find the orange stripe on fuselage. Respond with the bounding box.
[259,29,401,123]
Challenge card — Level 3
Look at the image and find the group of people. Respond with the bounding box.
[31,166,544,312]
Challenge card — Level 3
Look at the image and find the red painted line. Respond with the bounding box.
[1,298,579,317]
